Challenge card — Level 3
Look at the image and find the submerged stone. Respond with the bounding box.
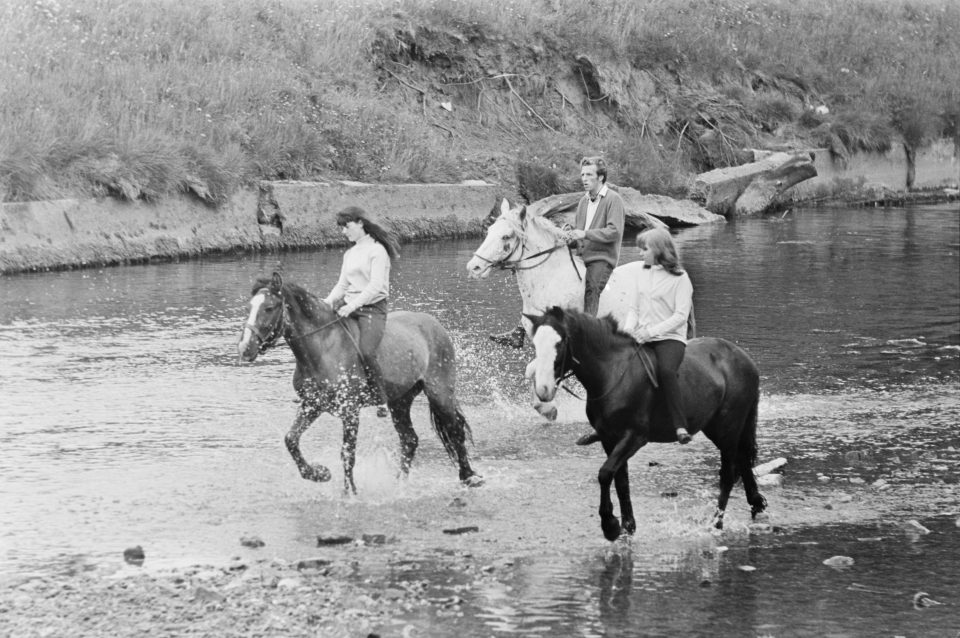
[823,555,854,569]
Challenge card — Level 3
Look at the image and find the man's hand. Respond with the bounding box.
[632,327,652,343]
[336,304,355,318]
[567,229,586,240]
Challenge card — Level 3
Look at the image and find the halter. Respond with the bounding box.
[472,218,583,280]
[553,331,659,402]
[245,288,342,352]
[245,287,365,357]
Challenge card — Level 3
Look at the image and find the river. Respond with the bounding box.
[1,203,958,636]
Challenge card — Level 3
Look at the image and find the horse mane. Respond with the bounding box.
[250,277,331,321]
[549,306,636,355]
[284,282,332,320]
[501,204,565,242]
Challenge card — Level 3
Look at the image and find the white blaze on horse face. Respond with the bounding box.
[531,325,562,402]
[465,217,517,279]
[237,291,267,357]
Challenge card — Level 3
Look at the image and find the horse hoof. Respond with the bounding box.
[602,519,621,542]
[305,465,331,483]
[462,474,485,488]
[713,518,724,531]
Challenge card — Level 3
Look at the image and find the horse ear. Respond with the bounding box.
[545,306,566,320]
[500,198,510,216]
[270,271,283,292]
[522,312,542,328]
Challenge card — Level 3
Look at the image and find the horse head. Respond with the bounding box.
[524,306,573,402]
[238,271,286,362]
[466,198,527,279]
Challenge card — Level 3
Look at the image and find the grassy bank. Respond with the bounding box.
[1,0,957,204]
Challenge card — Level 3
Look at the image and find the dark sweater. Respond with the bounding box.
[572,185,626,268]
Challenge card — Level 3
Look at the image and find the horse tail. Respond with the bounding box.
[428,401,474,464]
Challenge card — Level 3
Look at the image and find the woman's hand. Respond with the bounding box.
[336,304,355,318]
[632,327,652,343]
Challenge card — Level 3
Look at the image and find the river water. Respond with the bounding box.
[1,204,958,636]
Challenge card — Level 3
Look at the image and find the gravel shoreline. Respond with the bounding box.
[0,557,448,638]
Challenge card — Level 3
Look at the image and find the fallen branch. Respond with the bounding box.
[505,77,557,133]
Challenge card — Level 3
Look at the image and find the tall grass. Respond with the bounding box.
[1,0,957,203]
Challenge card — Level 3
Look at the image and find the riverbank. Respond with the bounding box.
[0,181,500,275]
[3,142,957,275]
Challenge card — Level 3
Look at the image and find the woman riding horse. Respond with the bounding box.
[526,306,767,538]
[323,206,400,418]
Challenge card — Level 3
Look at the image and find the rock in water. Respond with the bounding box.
[822,555,854,569]
[123,545,145,565]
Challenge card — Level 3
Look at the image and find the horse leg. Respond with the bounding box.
[599,432,645,541]
[613,463,636,536]
[423,378,483,487]
[388,387,419,478]
[737,400,768,520]
[339,408,360,495]
[284,405,331,483]
[712,450,737,530]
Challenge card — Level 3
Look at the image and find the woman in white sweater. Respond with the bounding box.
[323,206,400,417]
[622,228,695,444]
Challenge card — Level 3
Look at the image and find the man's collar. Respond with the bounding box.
[589,184,608,202]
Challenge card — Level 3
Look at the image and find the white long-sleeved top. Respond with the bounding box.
[323,235,390,312]
[622,264,693,344]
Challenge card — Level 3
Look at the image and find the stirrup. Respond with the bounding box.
[489,326,525,349]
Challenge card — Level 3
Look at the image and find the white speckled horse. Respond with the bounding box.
[466,198,672,420]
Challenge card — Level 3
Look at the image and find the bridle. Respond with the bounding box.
[244,288,363,356]
[548,326,659,402]
[472,220,582,280]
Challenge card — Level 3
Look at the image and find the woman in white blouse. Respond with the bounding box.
[622,228,695,444]
[323,206,400,417]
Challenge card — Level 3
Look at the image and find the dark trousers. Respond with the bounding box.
[352,299,388,403]
[649,339,687,432]
[584,261,614,316]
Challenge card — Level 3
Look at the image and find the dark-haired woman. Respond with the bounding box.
[622,228,694,444]
[323,206,400,417]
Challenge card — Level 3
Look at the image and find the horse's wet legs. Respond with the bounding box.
[340,410,360,494]
[422,377,482,486]
[712,451,737,530]
[739,456,767,519]
[599,432,644,541]
[389,389,419,477]
[284,406,331,483]
[613,464,636,536]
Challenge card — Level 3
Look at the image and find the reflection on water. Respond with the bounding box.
[389,517,959,637]
[1,204,958,635]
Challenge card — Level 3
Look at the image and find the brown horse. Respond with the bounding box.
[238,272,482,493]
[526,306,766,539]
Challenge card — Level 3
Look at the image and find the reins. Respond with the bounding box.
[472,219,583,281]
[556,339,659,402]
[249,288,363,359]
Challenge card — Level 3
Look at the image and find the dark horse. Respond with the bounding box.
[525,306,766,539]
[238,272,483,493]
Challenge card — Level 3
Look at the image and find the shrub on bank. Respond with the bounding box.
[1,0,957,204]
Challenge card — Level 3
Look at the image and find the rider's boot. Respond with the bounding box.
[361,356,390,418]
[676,427,692,445]
[490,325,525,349]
